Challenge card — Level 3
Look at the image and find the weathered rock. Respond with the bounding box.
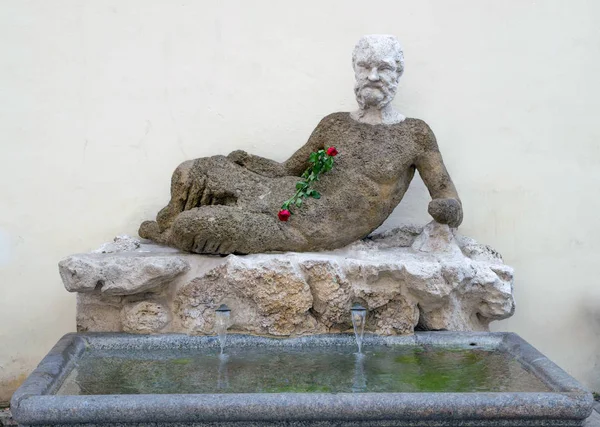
[59,252,190,296]
[68,224,515,335]
[93,235,141,254]
[175,258,317,336]
[138,35,463,255]
[411,221,462,254]
[76,293,123,332]
[122,301,170,333]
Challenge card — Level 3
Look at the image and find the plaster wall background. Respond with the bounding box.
[1,0,599,401]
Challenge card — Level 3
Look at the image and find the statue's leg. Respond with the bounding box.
[139,159,195,243]
[168,205,307,254]
[155,159,204,232]
[140,155,255,242]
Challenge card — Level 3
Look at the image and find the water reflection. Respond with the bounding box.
[217,353,229,390]
[352,352,367,392]
[57,346,551,395]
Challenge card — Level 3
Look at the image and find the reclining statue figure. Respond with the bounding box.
[139,35,463,255]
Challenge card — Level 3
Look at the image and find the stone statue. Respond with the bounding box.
[139,35,463,255]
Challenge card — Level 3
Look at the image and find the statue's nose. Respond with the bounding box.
[368,67,380,82]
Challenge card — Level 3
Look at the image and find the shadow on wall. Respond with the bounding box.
[377,173,431,233]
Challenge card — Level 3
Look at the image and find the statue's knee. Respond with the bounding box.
[170,160,195,191]
[189,155,228,171]
[173,159,194,176]
[173,156,228,184]
[211,155,229,164]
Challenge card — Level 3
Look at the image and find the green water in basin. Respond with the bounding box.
[56,345,551,395]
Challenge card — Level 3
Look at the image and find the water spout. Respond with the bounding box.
[350,303,367,354]
[215,304,231,355]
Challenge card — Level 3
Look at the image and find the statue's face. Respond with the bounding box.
[353,48,401,110]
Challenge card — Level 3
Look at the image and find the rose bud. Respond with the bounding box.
[278,209,291,221]
[326,146,338,156]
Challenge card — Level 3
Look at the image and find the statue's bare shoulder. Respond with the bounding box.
[402,118,441,155]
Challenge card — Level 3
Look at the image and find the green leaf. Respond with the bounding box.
[279,148,336,219]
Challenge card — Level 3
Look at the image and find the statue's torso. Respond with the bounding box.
[319,112,425,183]
[289,113,433,247]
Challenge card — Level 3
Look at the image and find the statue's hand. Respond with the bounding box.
[428,198,463,228]
[227,150,251,166]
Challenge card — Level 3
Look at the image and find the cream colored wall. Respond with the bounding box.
[1,0,599,401]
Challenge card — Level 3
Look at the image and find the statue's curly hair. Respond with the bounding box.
[352,35,405,78]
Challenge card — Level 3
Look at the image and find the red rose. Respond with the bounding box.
[278,209,291,221]
[326,146,338,156]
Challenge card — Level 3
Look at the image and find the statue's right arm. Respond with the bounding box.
[414,120,463,228]
[227,116,328,178]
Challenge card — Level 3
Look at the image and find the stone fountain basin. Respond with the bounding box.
[11,332,592,427]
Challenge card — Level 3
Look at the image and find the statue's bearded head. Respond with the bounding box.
[352,35,405,110]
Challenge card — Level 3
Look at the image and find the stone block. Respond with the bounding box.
[62,224,515,336]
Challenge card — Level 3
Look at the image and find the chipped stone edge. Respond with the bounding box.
[11,332,593,426]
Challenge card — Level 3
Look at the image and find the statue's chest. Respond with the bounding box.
[331,126,418,181]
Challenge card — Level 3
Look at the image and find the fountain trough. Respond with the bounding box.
[10,332,592,427]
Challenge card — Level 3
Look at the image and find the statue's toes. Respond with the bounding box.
[219,240,235,254]
[204,240,220,254]
[192,238,208,254]
[193,237,233,255]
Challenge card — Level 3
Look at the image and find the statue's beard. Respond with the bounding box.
[354,80,397,110]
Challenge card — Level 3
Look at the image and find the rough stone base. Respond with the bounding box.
[0,408,17,426]
[60,223,515,336]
